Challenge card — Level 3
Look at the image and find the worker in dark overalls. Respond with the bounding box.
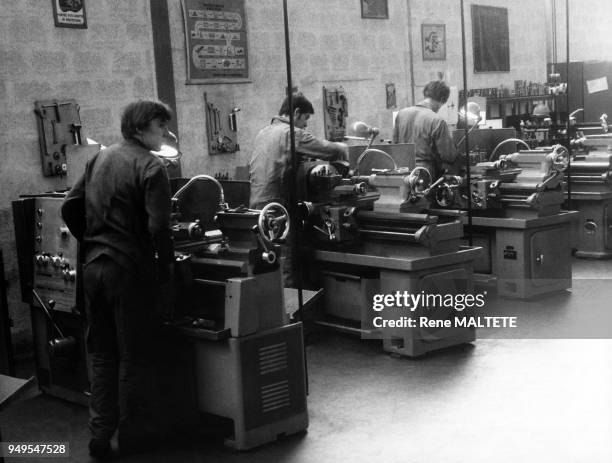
[62,99,174,459]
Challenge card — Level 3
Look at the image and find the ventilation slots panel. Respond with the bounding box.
[258,342,288,375]
[260,380,290,413]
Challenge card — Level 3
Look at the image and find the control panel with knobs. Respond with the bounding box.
[32,197,78,313]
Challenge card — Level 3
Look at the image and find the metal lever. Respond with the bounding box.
[325,220,336,240]
[535,171,563,192]
[313,224,333,240]
[32,289,78,357]
[423,175,447,196]
[252,225,277,264]
[71,123,83,145]
[32,289,65,339]
[229,107,240,131]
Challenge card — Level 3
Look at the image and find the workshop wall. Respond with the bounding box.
[550,0,612,63]
[0,0,555,353]
[0,0,157,353]
[171,0,548,180]
[408,0,547,95]
[168,0,413,179]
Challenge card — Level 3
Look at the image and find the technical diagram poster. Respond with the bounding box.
[181,0,250,84]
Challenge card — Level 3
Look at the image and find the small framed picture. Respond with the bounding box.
[52,0,87,29]
[385,83,396,109]
[361,0,388,19]
[422,24,446,60]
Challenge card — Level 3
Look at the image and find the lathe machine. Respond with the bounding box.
[160,175,307,450]
[12,173,308,450]
[430,141,578,298]
[567,131,612,258]
[298,149,481,357]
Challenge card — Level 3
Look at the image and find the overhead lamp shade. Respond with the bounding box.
[350,121,379,138]
[533,103,551,118]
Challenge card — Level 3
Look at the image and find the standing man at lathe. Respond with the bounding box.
[62,99,174,459]
[393,80,459,179]
[249,93,348,286]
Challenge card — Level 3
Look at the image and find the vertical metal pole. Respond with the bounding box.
[565,0,572,209]
[552,0,557,72]
[551,0,557,123]
[282,0,308,392]
[406,0,416,105]
[460,0,472,245]
[150,0,178,138]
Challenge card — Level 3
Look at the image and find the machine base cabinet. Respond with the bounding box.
[379,266,477,357]
[570,195,612,259]
[466,211,578,298]
[164,323,308,450]
[315,248,480,357]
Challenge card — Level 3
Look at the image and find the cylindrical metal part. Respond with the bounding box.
[566,174,611,182]
[359,229,419,242]
[569,162,612,171]
[353,182,367,194]
[499,198,530,203]
[172,221,203,241]
[48,336,77,358]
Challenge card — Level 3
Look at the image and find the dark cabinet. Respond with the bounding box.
[549,61,612,123]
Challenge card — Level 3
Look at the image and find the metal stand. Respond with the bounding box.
[0,250,13,376]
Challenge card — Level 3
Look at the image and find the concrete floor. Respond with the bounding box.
[2,257,612,463]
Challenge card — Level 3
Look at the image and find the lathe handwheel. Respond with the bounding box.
[258,202,290,243]
[407,167,432,194]
[550,144,569,171]
[435,183,455,207]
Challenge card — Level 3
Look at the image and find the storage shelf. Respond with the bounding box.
[487,94,555,119]
[487,95,554,103]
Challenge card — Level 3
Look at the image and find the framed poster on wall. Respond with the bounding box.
[361,0,388,19]
[421,24,445,60]
[471,5,510,72]
[52,0,87,29]
[181,0,250,84]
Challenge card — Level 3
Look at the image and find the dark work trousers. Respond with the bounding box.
[83,254,157,441]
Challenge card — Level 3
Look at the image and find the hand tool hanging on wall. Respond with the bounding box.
[203,93,240,155]
[322,87,348,142]
[34,99,85,177]
[229,107,241,132]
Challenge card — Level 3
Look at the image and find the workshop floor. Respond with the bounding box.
[2,257,612,463]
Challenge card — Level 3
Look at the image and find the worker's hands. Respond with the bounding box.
[443,155,465,175]
[336,142,350,162]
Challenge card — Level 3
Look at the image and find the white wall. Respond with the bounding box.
[547,0,612,63]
